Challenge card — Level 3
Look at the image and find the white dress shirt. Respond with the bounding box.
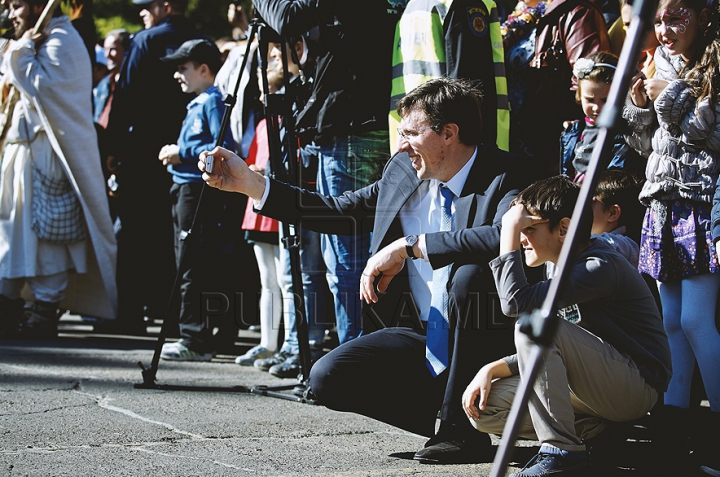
[400,149,477,322]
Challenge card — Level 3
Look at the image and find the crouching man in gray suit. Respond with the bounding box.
[199,78,530,464]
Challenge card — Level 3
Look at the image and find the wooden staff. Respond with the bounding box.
[0,0,63,145]
[31,0,64,36]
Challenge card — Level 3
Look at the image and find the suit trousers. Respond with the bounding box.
[309,262,515,437]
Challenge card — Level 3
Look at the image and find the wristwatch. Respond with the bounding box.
[405,234,419,259]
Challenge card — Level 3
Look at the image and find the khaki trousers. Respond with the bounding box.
[470,320,658,452]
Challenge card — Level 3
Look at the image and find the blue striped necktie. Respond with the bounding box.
[426,184,454,377]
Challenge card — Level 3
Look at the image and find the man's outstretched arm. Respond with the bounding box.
[200,146,267,199]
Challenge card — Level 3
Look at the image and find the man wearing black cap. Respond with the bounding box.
[155,39,236,360]
[103,0,205,334]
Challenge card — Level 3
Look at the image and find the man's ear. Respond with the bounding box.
[442,123,459,143]
[293,40,304,62]
[32,4,44,17]
[161,1,174,15]
[607,204,621,224]
[557,217,571,242]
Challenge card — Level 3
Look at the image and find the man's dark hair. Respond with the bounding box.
[396,77,484,146]
[513,175,590,236]
[594,169,644,242]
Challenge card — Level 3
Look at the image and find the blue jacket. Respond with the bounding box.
[108,15,204,164]
[170,86,235,184]
[559,119,644,177]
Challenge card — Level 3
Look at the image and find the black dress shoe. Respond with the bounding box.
[413,430,492,464]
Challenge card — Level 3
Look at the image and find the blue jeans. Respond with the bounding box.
[282,227,328,354]
[316,132,390,344]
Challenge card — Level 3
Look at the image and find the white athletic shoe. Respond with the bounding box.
[234,345,274,366]
[160,341,213,361]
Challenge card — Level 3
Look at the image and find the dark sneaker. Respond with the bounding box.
[0,295,25,338]
[269,354,300,378]
[254,350,293,371]
[19,301,62,339]
[510,451,589,477]
[413,428,492,464]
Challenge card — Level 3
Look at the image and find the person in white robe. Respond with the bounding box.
[0,0,117,338]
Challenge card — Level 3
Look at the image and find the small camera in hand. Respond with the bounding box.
[205,154,214,174]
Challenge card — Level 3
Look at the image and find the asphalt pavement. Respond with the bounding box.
[0,315,703,476]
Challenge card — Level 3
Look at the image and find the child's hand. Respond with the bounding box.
[644,78,669,102]
[462,359,512,420]
[158,144,180,166]
[502,203,547,230]
[500,203,548,255]
[630,75,648,108]
[563,119,579,130]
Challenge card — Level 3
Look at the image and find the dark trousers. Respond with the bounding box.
[309,262,515,437]
[115,170,176,326]
[171,182,226,352]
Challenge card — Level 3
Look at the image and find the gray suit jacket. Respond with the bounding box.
[260,144,527,330]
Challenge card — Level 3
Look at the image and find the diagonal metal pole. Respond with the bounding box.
[136,20,260,389]
[490,0,658,474]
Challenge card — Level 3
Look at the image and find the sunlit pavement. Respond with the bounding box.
[1,314,705,476]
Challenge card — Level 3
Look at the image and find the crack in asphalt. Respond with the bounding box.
[0,402,92,417]
[74,391,207,439]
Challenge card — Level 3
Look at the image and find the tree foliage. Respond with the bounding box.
[92,0,253,40]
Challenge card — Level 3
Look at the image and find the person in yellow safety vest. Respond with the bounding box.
[389,0,510,153]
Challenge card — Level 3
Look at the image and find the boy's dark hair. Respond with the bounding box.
[396,77,484,146]
[514,175,591,237]
[594,169,644,242]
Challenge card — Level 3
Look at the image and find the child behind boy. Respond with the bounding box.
[591,169,645,267]
[559,52,644,181]
[462,176,671,476]
[157,39,236,361]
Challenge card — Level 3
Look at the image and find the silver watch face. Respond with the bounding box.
[406,235,418,246]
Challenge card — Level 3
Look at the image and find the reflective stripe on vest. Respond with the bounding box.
[389,0,510,152]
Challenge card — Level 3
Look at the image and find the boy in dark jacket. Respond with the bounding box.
[463,176,671,476]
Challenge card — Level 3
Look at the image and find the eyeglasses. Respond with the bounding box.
[397,126,435,140]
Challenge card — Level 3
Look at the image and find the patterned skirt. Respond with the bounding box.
[638,199,720,282]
